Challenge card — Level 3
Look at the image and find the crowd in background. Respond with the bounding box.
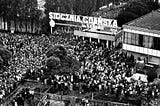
[0,30,159,105]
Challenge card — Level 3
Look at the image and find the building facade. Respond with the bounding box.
[122,9,160,65]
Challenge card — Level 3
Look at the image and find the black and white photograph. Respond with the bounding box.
[0,0,160,106]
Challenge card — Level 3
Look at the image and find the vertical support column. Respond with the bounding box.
[98,39,100,43]
[51,26,52,34]
[98,39,100,48]
[83,36,84,40]
[111,41,113,48]
[113,41,115,48]
[91,92,94,100]
[2,17,4,30]
[90,38,92,42]
[106,40,108,48]
[67,27,70,33]
[76,35,78,40]
[61,27,63,32]
[5,20,8,31]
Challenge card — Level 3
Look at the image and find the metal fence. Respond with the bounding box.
[88,100,130,106]
[37,93,130,106]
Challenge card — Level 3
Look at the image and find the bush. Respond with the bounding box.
[46,45,67,58]
[116,0,160,26]
[0,46,12,66]
[45,45,80,75]
[0,56,4,67]
[46,56,61,69]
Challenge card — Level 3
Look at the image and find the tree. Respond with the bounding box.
[46,45,67,58]
[45,45,80,75]
[0,46,12,67]
[0,0,41,33]
[44,0,113,16]
[46,56,61,69]
[117,11,139,26]
[0,0,12,30]
[116,0,160,26]
[44,0,59,14]
[73,0,97,15]
[0,56,4,67]
[125,0,149,16]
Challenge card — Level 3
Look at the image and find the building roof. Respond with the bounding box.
[125,9,160,31]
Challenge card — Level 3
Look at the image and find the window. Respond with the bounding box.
[148,36,153,49]
[124,32,128,44]
[127,32,132,44]
[135,34,139,46]
[139,34,143,47]
[143,36,149,48]
[124,32,140,46]
[131,33,135,45]
[124,32,159,50]
[157,38,160,50]
[152,37,160,50]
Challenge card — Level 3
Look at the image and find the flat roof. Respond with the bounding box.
[124,9,160,32]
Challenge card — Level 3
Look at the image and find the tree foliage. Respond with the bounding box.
[1,0,159,32]
[0,46,12,67]
[0,0,41,21]
[44,0,122,16]
[116,0,160,26]
[0,0,42,32]
[0,56,4,67]
[46,45,67,58]
[45,45,80,74]
[46,56,61,69]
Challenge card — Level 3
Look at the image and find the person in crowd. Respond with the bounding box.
[0,30,159,106]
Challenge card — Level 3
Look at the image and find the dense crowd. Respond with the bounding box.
[0,31,76,103]
[44,39,160,103]
[0,30,159,105]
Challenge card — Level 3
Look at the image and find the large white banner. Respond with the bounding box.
[49,12,117,30]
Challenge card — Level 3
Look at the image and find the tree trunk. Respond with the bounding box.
[14,19,17,32]
[26,19,28,33]
[31,18,33,33]
[20,21,22,32]
[3,17,6,30]
[7,20,11,31]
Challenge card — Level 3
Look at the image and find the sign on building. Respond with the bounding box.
[49,12,118,30]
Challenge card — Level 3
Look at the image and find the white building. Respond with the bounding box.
[122,9,160,65]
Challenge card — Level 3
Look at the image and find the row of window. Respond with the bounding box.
[124,32,160,50]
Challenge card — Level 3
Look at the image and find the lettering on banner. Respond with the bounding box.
[49,12,118,31]
[83,16,89,23]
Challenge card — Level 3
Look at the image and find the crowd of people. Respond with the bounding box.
[0,32,54,102]
[41,38,160,104]
[11,88,35,106]
[0,30,160,105]
[0,31,76,103]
